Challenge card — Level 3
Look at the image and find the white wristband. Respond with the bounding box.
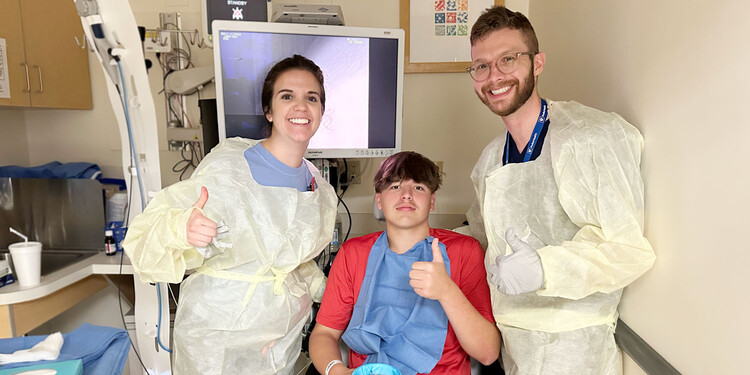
[325,359,344,375]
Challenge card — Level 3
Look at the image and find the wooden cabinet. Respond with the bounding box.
[0,0,92,109]
[0,276,108,338]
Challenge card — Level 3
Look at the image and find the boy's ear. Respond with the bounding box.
[375,193,382,209]
[430,193,436,211]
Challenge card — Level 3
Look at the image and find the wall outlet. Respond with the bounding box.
[435,161,444,174]
[347,160,362,185]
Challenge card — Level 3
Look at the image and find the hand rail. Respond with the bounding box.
[615,319,682,375]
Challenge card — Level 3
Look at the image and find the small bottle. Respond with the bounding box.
[105,230,116,256]
[330,227,340,254]
[322,214,344,274]
[328,214,343,255]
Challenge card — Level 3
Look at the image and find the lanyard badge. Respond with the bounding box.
[505,99,548,165]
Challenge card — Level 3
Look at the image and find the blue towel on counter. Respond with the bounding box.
[0,162,101,179]
[0,324,130,375]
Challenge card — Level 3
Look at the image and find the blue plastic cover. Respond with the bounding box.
[0,162,101,179]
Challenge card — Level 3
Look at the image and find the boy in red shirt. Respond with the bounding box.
[310,151,500,375]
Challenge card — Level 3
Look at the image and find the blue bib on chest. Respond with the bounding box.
[342,232,450,375]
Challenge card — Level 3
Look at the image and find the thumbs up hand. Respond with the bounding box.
[487,228,544,295]
[410,238,452,300]
[186,186,218,248]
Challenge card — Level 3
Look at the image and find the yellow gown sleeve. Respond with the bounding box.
[536,124,656,300]
[123,182,206,284]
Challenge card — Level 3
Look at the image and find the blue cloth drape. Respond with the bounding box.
[0,324,130,375]
[343,233,450,375]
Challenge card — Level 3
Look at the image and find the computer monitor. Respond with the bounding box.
[201,0,271,47]
[212,20,404,158]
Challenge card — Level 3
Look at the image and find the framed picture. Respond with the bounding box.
[400,0,505,73]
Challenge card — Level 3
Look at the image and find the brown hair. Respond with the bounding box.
[373,152,442,193]
[470,6,539,53]
[260,54,326,135]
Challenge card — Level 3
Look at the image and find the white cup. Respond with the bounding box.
[9,241,42,287]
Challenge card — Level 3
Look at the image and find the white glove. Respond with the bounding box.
[487,228,544,295]
[195,221,231,258]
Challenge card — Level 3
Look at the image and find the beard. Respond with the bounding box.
[477,65,535,117]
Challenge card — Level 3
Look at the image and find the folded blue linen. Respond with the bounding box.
[0,324,130,375]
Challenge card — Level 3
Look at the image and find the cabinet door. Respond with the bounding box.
[0,0,31,107]
[20,0,92,109]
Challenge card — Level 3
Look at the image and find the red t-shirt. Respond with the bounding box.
[316,228,494,375]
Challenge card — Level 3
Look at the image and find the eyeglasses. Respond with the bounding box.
[466,52,536,81]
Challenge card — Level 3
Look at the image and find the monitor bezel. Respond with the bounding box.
[201,0,273,48]
[212,20,404,159]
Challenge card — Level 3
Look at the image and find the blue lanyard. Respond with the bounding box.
[505,99,548,164]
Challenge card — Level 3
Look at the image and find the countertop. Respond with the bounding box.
[0,252,134,305]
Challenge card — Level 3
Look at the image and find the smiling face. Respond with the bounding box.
[376,179,435,233]
[264,69,323,146]
[471,28,545,117]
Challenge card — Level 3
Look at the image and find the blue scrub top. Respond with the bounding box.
[502,119,550,165]
[244,143,314,192]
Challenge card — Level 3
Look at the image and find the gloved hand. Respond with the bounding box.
[487,228,544,295]
[195,221,231,258]
[352,363,402,375]
[187,186,232,258]
[186,186,217,247]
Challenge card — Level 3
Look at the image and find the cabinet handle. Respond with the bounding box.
[33,65,43,93]
[74,35,87,49]
[20,63,30,92]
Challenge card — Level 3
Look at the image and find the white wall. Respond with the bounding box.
[0,108,29,165]
[24,65,122,177]
[530,1,750,373]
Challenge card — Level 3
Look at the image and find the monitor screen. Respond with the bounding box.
[212,21,404,158]
[201,0,270,47]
